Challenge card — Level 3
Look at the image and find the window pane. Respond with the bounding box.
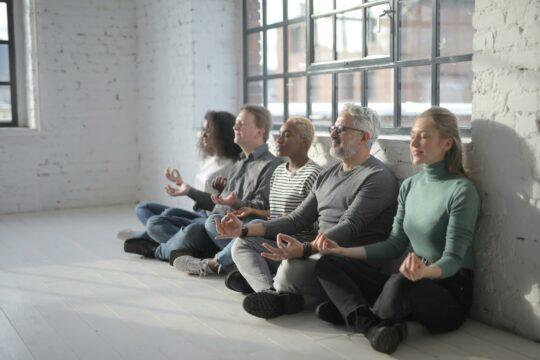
[336,0,362,9]
[337,72,362,109]
[399,0,432,60]
[268,78,284,124]
[288,22,306,71]
[287,76,307,117]
[0,85,12,122]
[0,3,7,41]
[246,0,263,29]
[313,0,333,14]
[366,4,391,58]
[440,61,472,127]
[288,0,306,19]
[367,68,394,128]
[401,65,431,127]
[247,32,263,76]
[310,74,333,129]
[266,0,283,24]
[314,17,333,62]
[0,44,9,82]
[267,28,284,75]
[247,81,263,105]
[337,10,363,60]
[440,0,474,56]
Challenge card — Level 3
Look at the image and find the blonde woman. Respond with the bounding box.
[314,107,480,354]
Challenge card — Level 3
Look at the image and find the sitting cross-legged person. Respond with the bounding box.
[313,107,480,355]
[123,105,282,263]
[216,104,399,319]
[173,116,322,276]
[118,110,240,245]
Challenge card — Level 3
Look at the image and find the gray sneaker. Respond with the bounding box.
[173,256,221,276]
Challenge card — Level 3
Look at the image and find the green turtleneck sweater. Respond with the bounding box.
[364,160,480,278]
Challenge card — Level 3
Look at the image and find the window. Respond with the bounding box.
[243,0,474,134]
[0,0,17,127]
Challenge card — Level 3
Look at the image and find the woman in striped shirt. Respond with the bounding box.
[174,116,322,276]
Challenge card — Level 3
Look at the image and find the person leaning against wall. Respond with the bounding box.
[173,116,323,276]
[215,104,399,319]
[117,110,241,243]
[313,106,480,355]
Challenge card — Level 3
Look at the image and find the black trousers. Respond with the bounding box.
[315,255,473,334]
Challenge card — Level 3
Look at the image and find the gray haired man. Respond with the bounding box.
[216,104,399,319]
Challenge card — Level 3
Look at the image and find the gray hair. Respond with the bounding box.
[340,103,381,148]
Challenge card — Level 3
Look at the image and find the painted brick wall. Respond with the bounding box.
[468,0,540,340]
[134,0,241,210]
[0,0,139,214]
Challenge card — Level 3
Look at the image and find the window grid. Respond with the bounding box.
[243,0,472,135]
[0,0,18,127]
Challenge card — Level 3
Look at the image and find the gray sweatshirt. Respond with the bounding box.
[265,156,398,247]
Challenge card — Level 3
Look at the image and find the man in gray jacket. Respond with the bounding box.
[124,105,281,264]
[215,104,398,319]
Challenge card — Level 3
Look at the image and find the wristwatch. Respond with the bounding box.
[241,226,249,237]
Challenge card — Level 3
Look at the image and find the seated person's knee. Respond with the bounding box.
[373,273,412,320]
[135,201,151,213]
[273,260,305,293]
[205,214,222,232]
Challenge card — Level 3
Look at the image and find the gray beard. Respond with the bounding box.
[330,143,357,160]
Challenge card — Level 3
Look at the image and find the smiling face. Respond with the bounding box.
[275,121,305,158]
[410,116,453,165]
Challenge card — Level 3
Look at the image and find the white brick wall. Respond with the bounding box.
[0,0,139,214]
[469,0,540,340]
[134,0,241,211]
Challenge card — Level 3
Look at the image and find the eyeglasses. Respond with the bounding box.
[328,125,364,136]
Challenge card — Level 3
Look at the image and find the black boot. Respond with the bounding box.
[225,270,254,294]
[242,290,304,319]
[366,320,408,354]
[315,301,345,325]
[124,239,158,258]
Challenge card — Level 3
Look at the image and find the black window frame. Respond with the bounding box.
[243,0,473,136]
[0,0,18,128]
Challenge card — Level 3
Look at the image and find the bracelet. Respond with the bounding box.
[301,242,312,259]
[241,226,249,237]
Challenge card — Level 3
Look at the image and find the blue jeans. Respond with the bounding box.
[204,216,265,271]
[204,214,234,269]
[154,222,219,261]
[136,201,206,243]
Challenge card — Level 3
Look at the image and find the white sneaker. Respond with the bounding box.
[173,256,222,276]
[117,229,139,241]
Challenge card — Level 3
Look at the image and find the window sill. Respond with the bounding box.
[0,127,40,137]
[274,130,472,143]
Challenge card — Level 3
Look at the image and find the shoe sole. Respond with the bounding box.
[172,256,201,275]
[243,293,283,319]
[369,326,401,354]
[169,250,194,266]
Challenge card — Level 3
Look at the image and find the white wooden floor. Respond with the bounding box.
[0,205,538,360]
